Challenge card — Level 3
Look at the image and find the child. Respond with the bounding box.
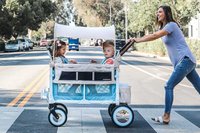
[90,40,115,64]
[89,40,115,95]
[54,40,77,64]
[53,40,78,95]
[101,40,115,64]
[101,41,130,105]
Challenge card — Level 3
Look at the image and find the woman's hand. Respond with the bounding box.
[128,38,138,43]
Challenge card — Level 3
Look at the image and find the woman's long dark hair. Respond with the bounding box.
[156,5,179,29]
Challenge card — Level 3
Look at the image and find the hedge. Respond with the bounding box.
[134,38,200,61]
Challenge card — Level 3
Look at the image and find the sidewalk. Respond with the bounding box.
[131,51,200,68]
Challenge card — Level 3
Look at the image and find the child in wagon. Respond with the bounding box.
[54,40,77,64]
[91,40,115,64]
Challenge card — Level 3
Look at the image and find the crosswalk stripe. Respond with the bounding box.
[0,107,24,133]
[57,108,82,133]
[137,108,200,133]
[82,109,107,133]
[1,107,200,133]
[57,108,107,133]
[176,110,200,128]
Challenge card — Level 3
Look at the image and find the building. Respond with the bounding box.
[188,13,200,39]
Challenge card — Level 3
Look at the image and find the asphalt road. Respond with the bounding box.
[0,46,199,133]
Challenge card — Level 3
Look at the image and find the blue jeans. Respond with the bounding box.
[165,56,200,113]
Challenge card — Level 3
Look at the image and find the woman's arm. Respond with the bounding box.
[130,30,169,43]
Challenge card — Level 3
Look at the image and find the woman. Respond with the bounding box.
[129,5,200,124]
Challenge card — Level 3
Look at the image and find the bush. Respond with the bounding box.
[134,39,167,56]
[134,38,200,61]
[186,38,200,61]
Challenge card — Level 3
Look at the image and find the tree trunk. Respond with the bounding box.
[13,33,18,39]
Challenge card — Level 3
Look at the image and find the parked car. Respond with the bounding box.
[27,39,34,49]
[95,39,103,46]
[68,38,80,51]
[33,40,39,47]
[59,37,68,44]
[5,39,24,52]
[116,39,126,50]
[40,39,48,47]
[18,39,29,51]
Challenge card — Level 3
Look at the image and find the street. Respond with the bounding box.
[0,46,200,133]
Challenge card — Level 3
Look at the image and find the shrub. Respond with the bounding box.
[134,38,200,61]
[186,38,200,61]
[134,39,167,56]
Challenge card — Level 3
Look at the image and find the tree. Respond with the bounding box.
[170,0,200,26]
[0,0,13,39]
[73,0,126,38]
[55,0,74,25]
[73,0,104,26]
[0,0,57,39]
[128,0,200,36]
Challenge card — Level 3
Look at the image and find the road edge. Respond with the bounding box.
[131,51,200,68]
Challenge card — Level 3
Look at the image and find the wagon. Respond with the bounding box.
[44,23,135,127]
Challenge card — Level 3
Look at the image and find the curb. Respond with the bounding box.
[131,51,200,68]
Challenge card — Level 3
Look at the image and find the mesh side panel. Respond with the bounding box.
[53,83,83,100]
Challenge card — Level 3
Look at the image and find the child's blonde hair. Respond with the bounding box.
[102,40,114,50]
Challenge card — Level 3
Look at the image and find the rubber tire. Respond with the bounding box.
[108,103,116,117]
[111,105,134,127]
[48,108,67,127]
[55,103,68,114]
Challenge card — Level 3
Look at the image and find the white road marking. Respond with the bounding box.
[138,108,200,133]
[0,107,24,133]
[122,61,194,89]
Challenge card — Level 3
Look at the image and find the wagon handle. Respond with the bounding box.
[119,40,135,56]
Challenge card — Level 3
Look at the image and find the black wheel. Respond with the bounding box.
[48,108,67,127]
[25,47,29,51]
[111,105,134,127]
[108,103,116,117]
[55,103,68,114]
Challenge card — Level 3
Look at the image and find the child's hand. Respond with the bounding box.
[69,59,77,64]
[90,59,97,63]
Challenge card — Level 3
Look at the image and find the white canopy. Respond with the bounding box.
[54,23,115,40]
